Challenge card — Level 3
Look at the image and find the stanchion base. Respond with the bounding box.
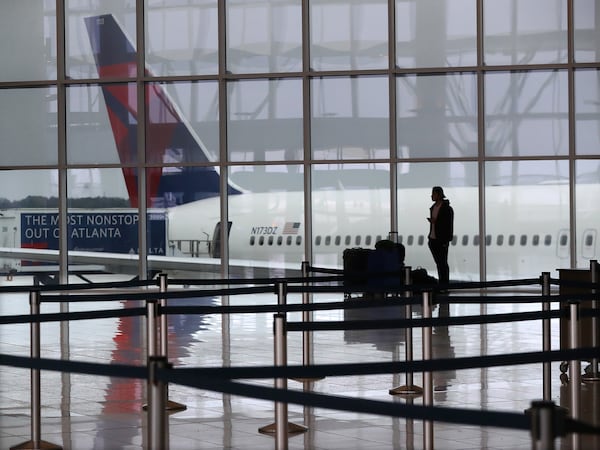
[290,377,325,382]
[142,399,188,413]
[258,422,308,435]
[389,385,424,396]
[166,399,188,412]
[11,440,63,449]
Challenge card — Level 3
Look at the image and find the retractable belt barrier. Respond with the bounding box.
[1,260,599,450]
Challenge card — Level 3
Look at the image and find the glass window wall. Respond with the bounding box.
[0,1,597,282]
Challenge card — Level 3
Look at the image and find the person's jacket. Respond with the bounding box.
[429,199,454,243]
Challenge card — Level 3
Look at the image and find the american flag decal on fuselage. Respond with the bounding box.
[282,222,301,235]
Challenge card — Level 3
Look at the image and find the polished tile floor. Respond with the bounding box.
[1,275,599,449]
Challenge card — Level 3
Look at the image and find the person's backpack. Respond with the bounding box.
[410,267,437,286]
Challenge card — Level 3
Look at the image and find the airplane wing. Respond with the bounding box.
[0,247,303,279]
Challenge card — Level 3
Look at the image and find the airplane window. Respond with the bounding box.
[532,235,539,246]
[586,234,594,246]
[335,236,341,246]
[355,236,361,245]
[315,236,321,246]
[286,236,292,245]
[509,235,515,246]
[486,235,491,246]
[296,236,302,245]
[462,235,468,246]
[407,235,414,245]
[560,234,568,246]
[398,235,403,244]
[497,235,504,246]
[520,235,527,246]
[268,236,274,245]
[259,236,265,245]
[544,235,552,246]
[277,236,282,246]
[325,236,331,245]
[418,235,424,245]
[376,235,382,242]
[473,235,480,246]
[345,235,351,245]
[451,235,457,246]
[250,236,255,246]
[365,235,372,246]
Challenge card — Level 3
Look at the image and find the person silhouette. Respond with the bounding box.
[427,186,454,289]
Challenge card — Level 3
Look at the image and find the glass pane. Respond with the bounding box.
[67,168,137,259]
[0,2,55,81]
[0,169,58,268]
[397,73,477,159]
[163,172,221,268]
[228,79,303,162]
[396,0,477,68]
[312,163,389,268]
[485,161,570,279]
[576,160,600,267]
[229,165,305,276]
[67,3,137,79]
[483,0,567,65]
[485,71,568,157]
[227,0,302,74]
[68,82,137,167]
[147,81,219,164]
[312,76,389,160]
[0,88,57,165]
[398,162,479,281]
[575,69,600,155]
[574,0,600,63]
[310,0,388,71]
[146,0,218,76]
[67,85,123,164]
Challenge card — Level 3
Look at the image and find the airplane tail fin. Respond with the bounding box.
[84,14,241,208]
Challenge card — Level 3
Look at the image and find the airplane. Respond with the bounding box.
[0,13,598,284]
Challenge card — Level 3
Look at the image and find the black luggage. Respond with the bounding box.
[343,244,404,289]
[343,247,372,286]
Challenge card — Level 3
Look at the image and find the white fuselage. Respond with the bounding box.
[166,184,599,281]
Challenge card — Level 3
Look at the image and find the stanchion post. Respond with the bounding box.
[422,290,434,450]
[568,300,581,450]
[274,314,289,450]
[390,266,423,396]
[148,356,169,450]
[259,286,307,438]
[541,272,552,401]
[10,291,62,450]
[296,262,324,382]
[157,273,186,412]
[159,273,168,358]
[529,400,559,450]
[588,260,599,380]
[147,299,158,359]
[301,261,311,366]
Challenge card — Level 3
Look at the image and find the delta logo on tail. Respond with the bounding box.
[84,14,241,208]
